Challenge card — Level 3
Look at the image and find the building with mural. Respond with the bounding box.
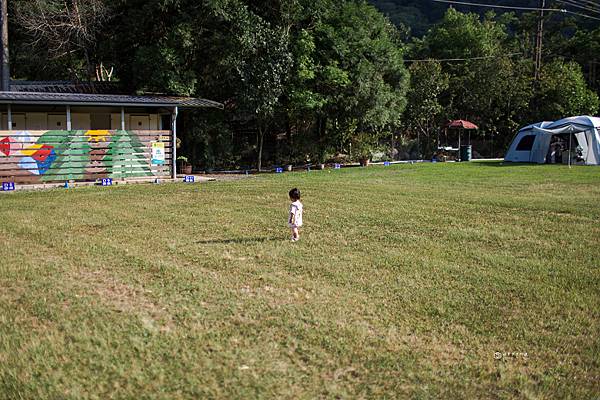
[0,82,223,184]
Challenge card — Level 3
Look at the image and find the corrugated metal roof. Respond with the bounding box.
[0,91,224,109]
[2,81,223,109]
[10,80,125,94]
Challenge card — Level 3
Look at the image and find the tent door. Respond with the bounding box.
[583,130,599,165]
[530,133,551,163]
[574,131,589,164]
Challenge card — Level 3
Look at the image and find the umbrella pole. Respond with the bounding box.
[568,132,572,169]
[445,128,448,147]
[458,129,461,161]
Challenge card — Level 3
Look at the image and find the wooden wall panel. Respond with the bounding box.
[0,130,173,184]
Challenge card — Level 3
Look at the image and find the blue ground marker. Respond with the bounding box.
[184,176,195,183]
[384,161,391,166]
[275,167,283,173]
[1,182,15,191]
[334,164,341,169]
[101,178,113,186]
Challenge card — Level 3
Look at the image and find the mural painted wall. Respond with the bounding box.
[0,130,172,184]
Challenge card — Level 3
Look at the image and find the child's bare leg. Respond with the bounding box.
[293,227,299,240]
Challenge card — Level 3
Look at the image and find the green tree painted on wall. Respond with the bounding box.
[105,131,153,178]
[41,131,90,182]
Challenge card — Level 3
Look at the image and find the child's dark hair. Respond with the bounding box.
[289,188,301,201]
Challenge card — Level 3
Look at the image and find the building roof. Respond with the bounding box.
[1,81,224,109]
[10,80,125,94]
[0,91,223,109]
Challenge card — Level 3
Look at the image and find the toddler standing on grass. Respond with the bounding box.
[288,188,303,242]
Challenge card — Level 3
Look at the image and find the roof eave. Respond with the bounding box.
[0,99,178,108]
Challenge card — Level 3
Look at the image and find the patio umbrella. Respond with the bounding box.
[444,119,479,130]
[442,119,479,160]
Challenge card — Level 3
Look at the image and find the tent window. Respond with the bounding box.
[516,135,536,151]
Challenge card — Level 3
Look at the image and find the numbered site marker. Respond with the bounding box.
[184,176,195,183]
[275,167,283,173]
[384,161,391,166]
[101,178,113,186]
[334,164,341,169]
[1,182,15,191]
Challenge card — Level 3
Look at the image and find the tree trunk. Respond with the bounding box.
[257,124,265,172]
[286,116,292,160]
[391,129,395,160]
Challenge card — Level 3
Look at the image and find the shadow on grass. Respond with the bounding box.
[195,237,281,245]
[473,161,571,167]
[471,161,528,167]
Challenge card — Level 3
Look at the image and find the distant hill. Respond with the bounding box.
[368,0,542,36]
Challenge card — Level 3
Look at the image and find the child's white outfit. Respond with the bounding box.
[288,200,303,228]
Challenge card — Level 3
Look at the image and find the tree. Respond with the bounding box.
[105,131,153,179]
[233,7,292,171]
[536,60,599,121]
[299,1,409,160]
[545,25,600,93]
[409,9,535,150]
[12,0,111,80]
[42,132,90,182]
[403,60,449,155]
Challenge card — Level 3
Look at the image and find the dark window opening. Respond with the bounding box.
[90,114,111,130]
[516,135,536,151]
[160,114,171,131]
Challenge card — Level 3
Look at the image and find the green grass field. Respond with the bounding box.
[1,162,599,399]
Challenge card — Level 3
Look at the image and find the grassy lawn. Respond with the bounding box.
[0,161,599,399]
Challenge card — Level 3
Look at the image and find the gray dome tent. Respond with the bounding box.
[505,116,600,165]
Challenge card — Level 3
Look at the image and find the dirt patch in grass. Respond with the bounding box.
[72,269,174,333]
[202,173,255,181]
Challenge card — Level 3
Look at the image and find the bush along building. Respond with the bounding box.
[0,81,223,184]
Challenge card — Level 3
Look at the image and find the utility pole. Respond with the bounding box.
[1,0,9,91]
[534,0,545,81]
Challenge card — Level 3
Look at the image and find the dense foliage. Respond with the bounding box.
[8,0,600,168]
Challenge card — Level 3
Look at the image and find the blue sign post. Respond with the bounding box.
[1,182,15,191]
[184,176,195,183]
[101,178,113,186]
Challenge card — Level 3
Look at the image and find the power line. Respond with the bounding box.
[432,0,565,12]
[432,0,600,21]
[569,0,600,11]
[557,0,600,14]
[570,0,600,8]
[562,8,600,19]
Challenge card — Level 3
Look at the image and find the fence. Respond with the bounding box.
[0,130,172,184]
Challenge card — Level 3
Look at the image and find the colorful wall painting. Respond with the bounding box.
[0,130,172,184]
